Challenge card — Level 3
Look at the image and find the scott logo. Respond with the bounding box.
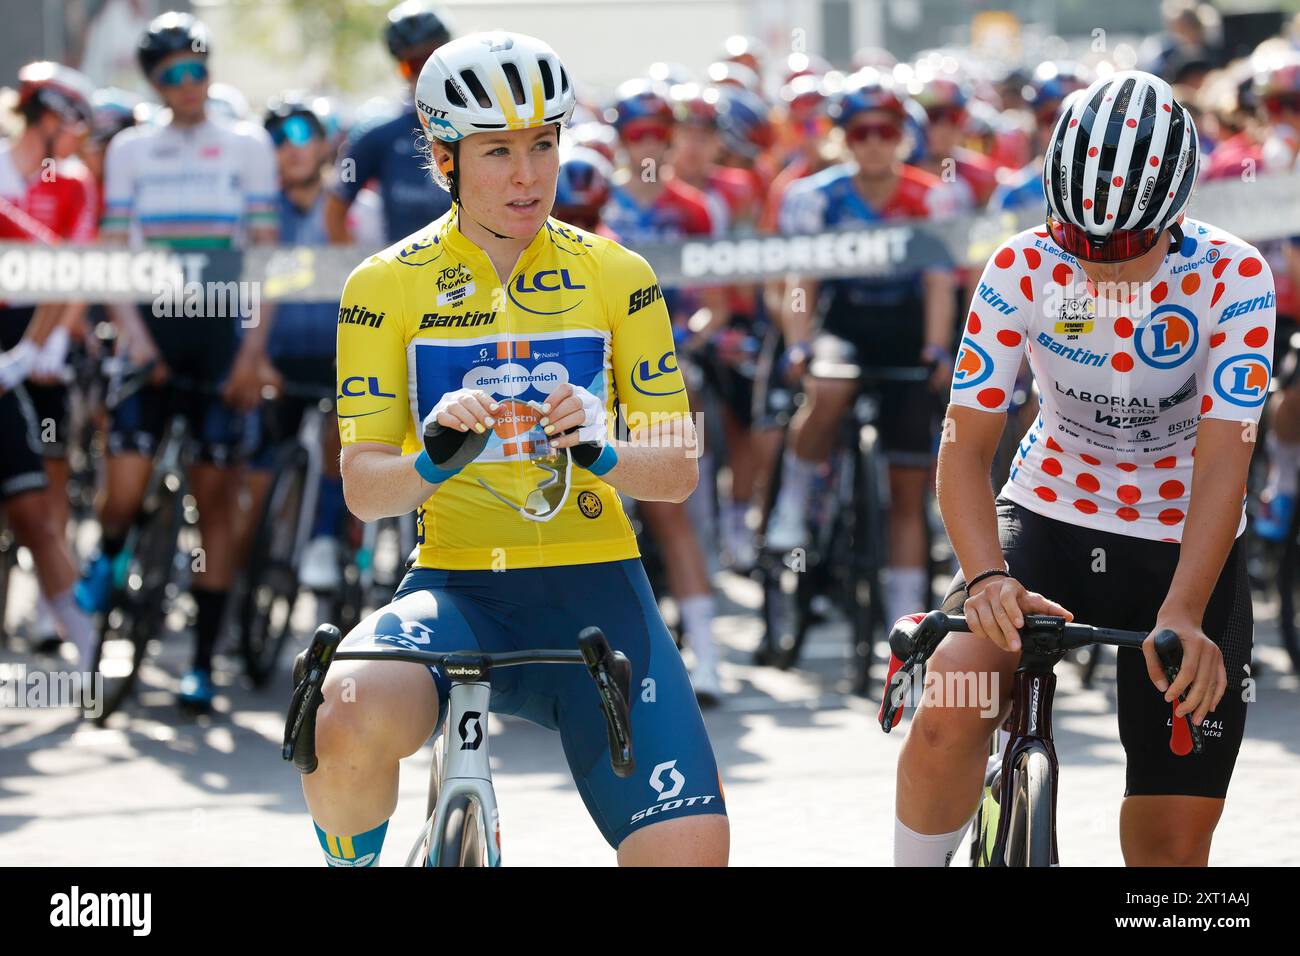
[650,760,685,799]
[507,270,586,315]
[339,376,395,399]
[632,351,685,396]
[458,711,483,750]
[1212,353,1270,408]
[952,338,993,389]
[1135,305,1199,369]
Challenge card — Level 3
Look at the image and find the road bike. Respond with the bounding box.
[879,610,1200,866]
[284,623,634,866]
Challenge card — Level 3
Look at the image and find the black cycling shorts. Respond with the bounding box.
[811,332,937,467]
[108,308,245,465]
[942,498,1252,800]
[0,385,49,502]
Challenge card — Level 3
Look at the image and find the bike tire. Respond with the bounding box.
[437,794,485,868]
[1277,502,1300,676]
[850,428,885,696]
[239,447,309,687]
[1004,748,1053,867]
[92,484,182,724]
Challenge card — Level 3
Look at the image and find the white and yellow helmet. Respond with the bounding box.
[414,32,576,144]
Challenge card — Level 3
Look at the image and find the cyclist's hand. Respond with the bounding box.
[0,340,36,394]
[222,347,281,412]
[1143,619,1226,726]
[922,345,953,393]
[542,382,607,450]
[963,575,1073,653]
[115,319,167,385]
[29,326,71,385]
[421,388,496,471]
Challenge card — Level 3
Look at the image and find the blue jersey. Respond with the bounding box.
[332,105,452,243]
[267,190,335,359]
[779,163,947,347]
[991,163,1046,214]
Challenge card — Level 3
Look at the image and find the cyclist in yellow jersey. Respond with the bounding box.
[308,32,728,866]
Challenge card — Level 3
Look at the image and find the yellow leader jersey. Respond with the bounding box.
[336,210,690,571]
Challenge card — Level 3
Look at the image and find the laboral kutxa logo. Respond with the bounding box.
[952,337,993,389]
[1134,304,1199,370]
[1213,352,1271,408]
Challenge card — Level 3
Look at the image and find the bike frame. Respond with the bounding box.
[424,679,502,867]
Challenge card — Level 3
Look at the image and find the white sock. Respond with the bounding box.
[34,595,58,637]
[727,501,750,538]
[679,594,717,667]
[47,588,97,668]
[882,566,928,631]
[894,816,972,867]
[1267,432,1300,497]
[774,455,817,514]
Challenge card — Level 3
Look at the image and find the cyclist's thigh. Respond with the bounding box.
[1116,538,1252,799]
[23,382,69,459]
[875,379,936,470]
[532,560,726,849]
[0,387,50,503]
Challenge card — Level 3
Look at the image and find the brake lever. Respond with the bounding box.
[1152,628,1204,756]
[282,623,343,774]
[578,627,635,778]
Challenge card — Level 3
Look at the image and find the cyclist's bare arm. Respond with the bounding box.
[922,268,956,352]
[341,443,441,521]
[936,403,1071,649]
[778,274,818,348]
[583,418,699,504]
[324,193,354,245]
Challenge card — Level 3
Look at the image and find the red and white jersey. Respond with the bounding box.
[951,219,1276,542]
[0,141,98,242]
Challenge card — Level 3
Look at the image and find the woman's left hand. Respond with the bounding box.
[1142,614,1227,726]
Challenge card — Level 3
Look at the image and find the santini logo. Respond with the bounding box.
[50,886,151,936]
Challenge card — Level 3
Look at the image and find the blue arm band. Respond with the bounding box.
[414,449,460,485]
[586,443,619,476]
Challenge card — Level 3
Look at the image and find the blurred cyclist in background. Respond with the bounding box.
[325,1,453,245]
[990,61,1091,213]
[0,61,99,666]
[552,143,613,236]
[602,77,730,703]
[79,11,279,710]
[909,70,997,211]
[765,70,957,630]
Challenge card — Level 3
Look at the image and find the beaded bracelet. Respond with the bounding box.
[965,568,1011,593]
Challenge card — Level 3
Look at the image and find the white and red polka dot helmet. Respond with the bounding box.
[1044,70,1198,243]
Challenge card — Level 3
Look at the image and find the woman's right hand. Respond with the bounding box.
[963,575,1073,653]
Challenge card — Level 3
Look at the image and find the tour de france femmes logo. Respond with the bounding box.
[578,491,603,518]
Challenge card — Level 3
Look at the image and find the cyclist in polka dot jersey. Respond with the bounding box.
[894,72,1269,868]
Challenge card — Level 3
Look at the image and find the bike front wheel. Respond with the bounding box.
[1004,748,1053,867]
[436,794,486,867]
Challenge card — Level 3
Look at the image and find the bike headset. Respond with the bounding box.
[414,31,577,241]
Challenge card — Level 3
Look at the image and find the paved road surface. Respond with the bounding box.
[2,567,1298,866]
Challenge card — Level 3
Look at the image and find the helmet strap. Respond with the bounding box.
[1166,221,1184,256]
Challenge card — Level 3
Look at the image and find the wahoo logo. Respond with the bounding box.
[632,351,685,396]
[976,281,1017,315]
[1135,305,1199,369]
[1213,353,1271,408]
[952,338,993,388]
[508,269,586,315]
[1219,291,1276,322]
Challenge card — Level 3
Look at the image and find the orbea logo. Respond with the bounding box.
[952,338,993,389]
[462,362,569,397]
[1135,305,1199,369]
[1213,353,1270,408]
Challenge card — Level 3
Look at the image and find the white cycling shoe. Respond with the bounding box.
[298,536,342,591]
[763,497,808,553]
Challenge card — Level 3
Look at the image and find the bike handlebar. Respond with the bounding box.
[877,610,1203,756]
[282,623,637,778]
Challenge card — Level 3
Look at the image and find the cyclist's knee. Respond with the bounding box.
[316,662,438,765]
[5,494,56,546]
[617,813,729,866]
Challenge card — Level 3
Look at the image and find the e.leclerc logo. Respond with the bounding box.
[1213,352,1271,408]
[1134,304,1199,370]
[952,338,993,389]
